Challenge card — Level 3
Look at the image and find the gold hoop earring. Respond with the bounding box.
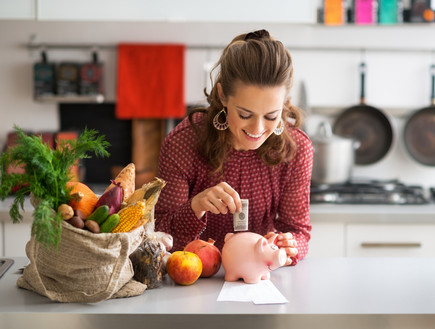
[213,108,229,131]
[274,118,284,136]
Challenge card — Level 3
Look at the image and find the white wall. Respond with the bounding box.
[1,20,435,187]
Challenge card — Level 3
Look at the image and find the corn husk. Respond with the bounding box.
[127,177,166,206]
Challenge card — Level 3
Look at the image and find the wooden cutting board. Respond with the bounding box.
[132,119,166,187]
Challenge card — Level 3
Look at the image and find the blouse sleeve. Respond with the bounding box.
[154,134,207,251]
[274,129,313,265]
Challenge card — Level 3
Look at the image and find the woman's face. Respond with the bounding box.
[218,82,286,151]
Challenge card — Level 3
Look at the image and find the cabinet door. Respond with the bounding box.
[0,0,35,19]
[346,224,435,257]
[307,222,345,258]
[4,222,31,257]
[37,0,317,23]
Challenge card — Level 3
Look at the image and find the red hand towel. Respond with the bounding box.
[116,44,185,119]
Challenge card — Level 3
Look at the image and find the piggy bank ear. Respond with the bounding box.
[255,237,268,254]
[224,233,234,242]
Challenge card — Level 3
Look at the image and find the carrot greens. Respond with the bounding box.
[0,126,110,249]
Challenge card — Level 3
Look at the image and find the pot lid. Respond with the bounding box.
[311,121,354,144]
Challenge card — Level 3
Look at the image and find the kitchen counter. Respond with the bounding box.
[310,203,435,215]
[3,196,435,224]
[309,203,435,223]
[1,257,435,329]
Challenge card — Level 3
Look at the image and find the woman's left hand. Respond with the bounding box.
[264,231,298,266]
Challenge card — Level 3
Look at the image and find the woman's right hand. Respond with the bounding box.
[191,182,242,219]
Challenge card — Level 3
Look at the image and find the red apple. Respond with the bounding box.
[166,251,202,285]
[184,238,222,278]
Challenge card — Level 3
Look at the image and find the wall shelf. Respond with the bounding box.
[34,94,105,103]
[26,27,435,54]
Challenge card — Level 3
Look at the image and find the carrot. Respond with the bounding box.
[104,163,136,201]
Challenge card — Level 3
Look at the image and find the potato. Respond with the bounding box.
[68,215,85,229]
[85,219,100,233]
[58,204,74,220]
[74,209,86,220]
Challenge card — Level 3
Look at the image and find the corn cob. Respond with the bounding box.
[112,201,145,233]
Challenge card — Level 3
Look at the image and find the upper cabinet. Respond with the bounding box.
[36,0,318,23]
[0,0,35,19]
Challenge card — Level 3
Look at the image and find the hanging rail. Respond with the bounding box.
[26,42,224,51]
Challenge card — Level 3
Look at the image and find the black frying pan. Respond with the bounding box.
[333,62,394,165]
[404,65,435,166]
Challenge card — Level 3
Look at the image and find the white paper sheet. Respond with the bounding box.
[217,280,288,304]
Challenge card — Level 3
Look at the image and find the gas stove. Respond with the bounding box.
[310,178,429,205]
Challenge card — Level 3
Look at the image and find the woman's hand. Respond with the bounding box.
[191,182,242,219]
[265,231,298,266]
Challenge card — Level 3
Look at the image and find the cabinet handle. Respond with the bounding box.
[361,242,422,248]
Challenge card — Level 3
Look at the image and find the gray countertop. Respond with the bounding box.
[1,257,435,329]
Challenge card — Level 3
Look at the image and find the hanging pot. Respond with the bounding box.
[333,62,394,165]
[403,65,435,166]
[311,121,359,185]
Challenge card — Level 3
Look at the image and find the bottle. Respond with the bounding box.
[355,0,378,25]
[323,0,347,25]
[379,0,403,24]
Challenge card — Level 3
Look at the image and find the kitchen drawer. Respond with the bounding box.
[4,222,31,257]
[307,222,345,258]
[346,224,435,257]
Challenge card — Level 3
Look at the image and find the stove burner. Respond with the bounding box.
[310,178,429,205]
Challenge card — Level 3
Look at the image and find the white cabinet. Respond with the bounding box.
[308,222,345,258]
[0,0,35,19]
[4,222,31,257]
[309,205,435,259]
[37,0,317,23]
[346,224,435,257]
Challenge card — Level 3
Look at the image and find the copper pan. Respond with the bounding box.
[333,62,394,165]
[404,65,435,166]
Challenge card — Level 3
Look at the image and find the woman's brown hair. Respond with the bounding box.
[188,29,303,175]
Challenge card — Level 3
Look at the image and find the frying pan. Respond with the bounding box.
[404,65,435,166]
[333,62,394,165]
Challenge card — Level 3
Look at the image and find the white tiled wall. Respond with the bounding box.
[0,222,3,257]
[3,222,31,257]
[1,20,435,186]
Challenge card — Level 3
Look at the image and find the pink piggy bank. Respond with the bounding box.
[221,232,287,284]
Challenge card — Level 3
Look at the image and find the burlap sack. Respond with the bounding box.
[17,221,147,303]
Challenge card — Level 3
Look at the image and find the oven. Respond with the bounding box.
[310,178,430,205]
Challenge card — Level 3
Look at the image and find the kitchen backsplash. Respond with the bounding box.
[1,20,435,187]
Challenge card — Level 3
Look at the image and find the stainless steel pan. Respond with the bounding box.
[333,62,394,165]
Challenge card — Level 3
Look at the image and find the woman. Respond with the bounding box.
[155,29,313,266]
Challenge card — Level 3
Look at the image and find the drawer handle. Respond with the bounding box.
[361,242,422,248]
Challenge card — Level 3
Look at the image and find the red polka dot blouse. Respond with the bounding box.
[155,112,313,265]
